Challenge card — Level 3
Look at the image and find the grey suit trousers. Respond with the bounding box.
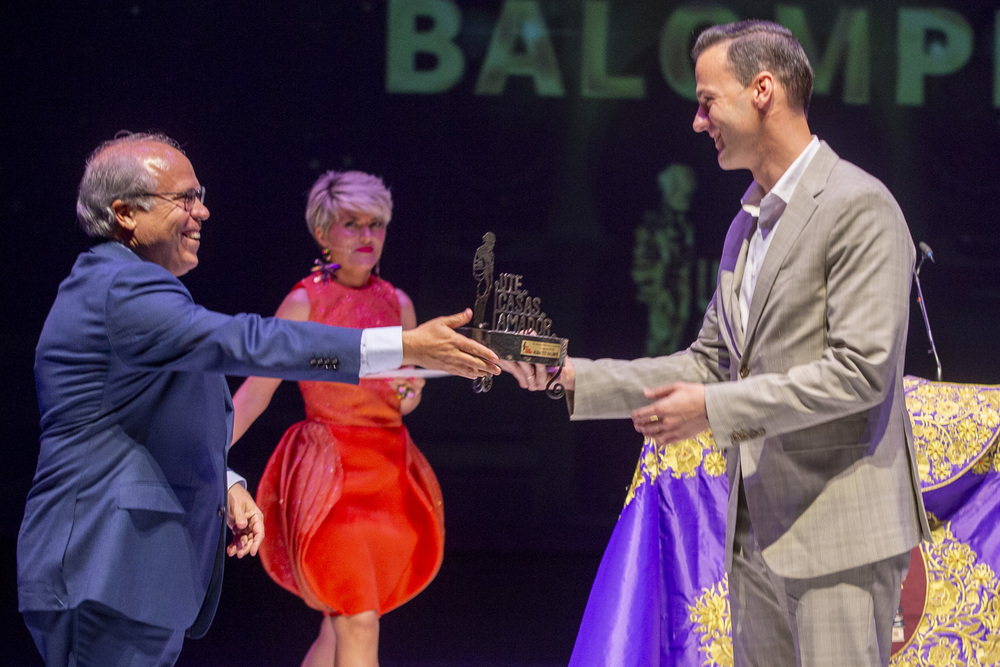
[730,483,909,667]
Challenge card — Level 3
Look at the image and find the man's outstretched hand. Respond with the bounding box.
[402,309,501,379]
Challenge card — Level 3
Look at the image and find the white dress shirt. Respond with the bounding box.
[360,326,404,376]
[738,136,821,333]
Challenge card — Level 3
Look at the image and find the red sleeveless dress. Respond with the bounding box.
[256,276,445,616]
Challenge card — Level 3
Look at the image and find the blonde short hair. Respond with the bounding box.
[305,170,393,241]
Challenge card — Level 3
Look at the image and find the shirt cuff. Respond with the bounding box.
[360,326,403,376]
[227,469,247,490]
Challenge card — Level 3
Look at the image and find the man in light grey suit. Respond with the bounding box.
[507,20,929,666]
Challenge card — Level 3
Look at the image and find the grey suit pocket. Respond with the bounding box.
[117,481,194,514]
[780,417,871,452]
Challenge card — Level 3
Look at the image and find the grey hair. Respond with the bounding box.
[691,20,813,114]
[305,170,393,242]
[75,131,184,239]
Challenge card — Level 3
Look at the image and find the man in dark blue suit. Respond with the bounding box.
[17,132,500,666]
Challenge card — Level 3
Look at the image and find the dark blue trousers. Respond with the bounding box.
[24,600,185,667]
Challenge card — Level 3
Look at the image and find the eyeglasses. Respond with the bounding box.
[136,186,206,212]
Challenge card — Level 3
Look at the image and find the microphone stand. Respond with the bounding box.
[913,250,942,381]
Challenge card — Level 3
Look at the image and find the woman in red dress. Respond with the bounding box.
[232,171,442,666]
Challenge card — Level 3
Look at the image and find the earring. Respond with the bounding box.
[311,247,341,283]
[373,260,380,278]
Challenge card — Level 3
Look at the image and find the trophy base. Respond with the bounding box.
[459,327,567,399]
[458,327,567,365]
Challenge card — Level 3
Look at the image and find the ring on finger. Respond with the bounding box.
[649,414,659,423]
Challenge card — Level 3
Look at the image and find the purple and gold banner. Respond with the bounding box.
[569,377,1000,666]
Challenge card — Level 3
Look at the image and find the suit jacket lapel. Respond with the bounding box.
[718,209,756,358]
[743,142,838,343]
[729,234,750,354]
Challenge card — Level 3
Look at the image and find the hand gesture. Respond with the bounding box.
[402,309,501,379]
[389,372,426,415]
[499,358,574,392]
[226,483,264,558]
[631,381,709,444]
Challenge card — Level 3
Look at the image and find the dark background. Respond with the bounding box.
[3,1,998,665]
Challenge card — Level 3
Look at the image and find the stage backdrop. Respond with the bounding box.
[2,0,999,663]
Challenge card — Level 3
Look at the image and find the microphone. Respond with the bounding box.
[918,241,934,264]
[916,242,934,277]
[912,241,942,381]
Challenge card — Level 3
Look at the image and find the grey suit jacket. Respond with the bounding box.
[572,142,930,579]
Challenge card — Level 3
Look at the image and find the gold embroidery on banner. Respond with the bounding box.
[685,519,1000,667]
[621,376,1000,505]
[689,577,733,667]
[904,376,1000,490]
[636,378,1000,665]
[652,377,1000,667]
[882,518,1000,667]
[623,431,724,509]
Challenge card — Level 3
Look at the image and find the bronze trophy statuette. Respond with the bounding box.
[459,232,568,399]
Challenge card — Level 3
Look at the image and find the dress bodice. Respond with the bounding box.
[297,275,402,427]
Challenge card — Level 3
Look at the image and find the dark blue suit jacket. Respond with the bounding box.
[18,241,366,637]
